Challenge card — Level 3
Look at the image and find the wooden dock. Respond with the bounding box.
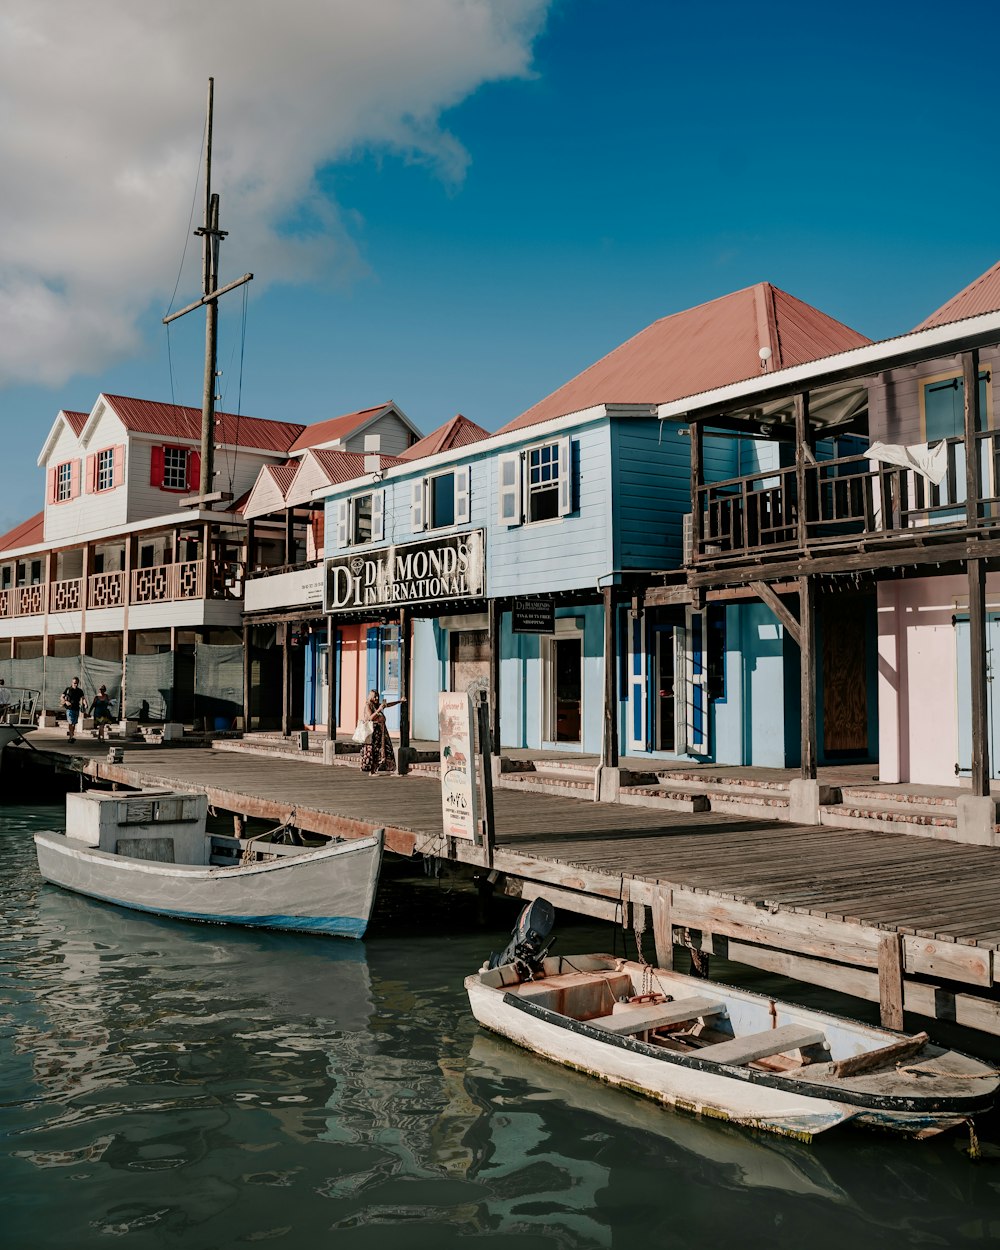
[23,738,1000,1043]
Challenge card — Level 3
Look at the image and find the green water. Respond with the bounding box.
[3,804,1000,1249]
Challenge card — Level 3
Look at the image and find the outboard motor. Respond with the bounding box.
[489,898,556,977]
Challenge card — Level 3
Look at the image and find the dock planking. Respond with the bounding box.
[23,738,1000,1038]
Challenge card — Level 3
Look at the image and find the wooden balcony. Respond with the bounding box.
[693,433,1000,570]
[0,559,241,620]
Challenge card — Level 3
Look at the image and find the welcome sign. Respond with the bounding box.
[324,529,486,613]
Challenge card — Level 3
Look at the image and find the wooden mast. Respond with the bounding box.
[162,78,253,508]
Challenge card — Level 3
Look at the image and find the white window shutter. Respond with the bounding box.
[455,466,471,525]
[336,500,349,549]
[684,607,708,754]
[557,435,573,516]
[411,479,426,531]
[372,489,385,541]
[673,624,688,755]
[498,453,522,527]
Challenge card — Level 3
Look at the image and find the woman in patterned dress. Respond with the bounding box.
[359,689,406,775]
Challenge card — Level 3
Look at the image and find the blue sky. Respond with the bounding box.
[1,0,997,533]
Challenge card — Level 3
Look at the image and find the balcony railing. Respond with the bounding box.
[694,434,1000,564]
[0,559,240,619]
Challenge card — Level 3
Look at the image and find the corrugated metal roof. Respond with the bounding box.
[63,411,88,436]
[499,282,871,433]
[287,404,391,453]
[400,414,490,460]
[103,395,306,453]
[0,511,44,554]
[309,449,409,481]
[915,259,1000,330]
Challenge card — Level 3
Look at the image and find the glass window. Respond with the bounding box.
[528,442,560,522]
[163,447,188,490]
[352,494,373,544]
[430,473,455,529]
[56,462,72,502]
[96,448,115,491]
[923,372,990,442]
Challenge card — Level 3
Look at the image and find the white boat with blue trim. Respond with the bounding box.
[466,902,999,1141]
[34,788,382,939]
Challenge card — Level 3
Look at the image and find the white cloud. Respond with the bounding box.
[0,0,551,386]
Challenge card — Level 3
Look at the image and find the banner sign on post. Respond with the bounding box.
[438,691,480,841]
[511,597,555,634]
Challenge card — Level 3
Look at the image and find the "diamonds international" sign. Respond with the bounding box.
[324,529,486,613]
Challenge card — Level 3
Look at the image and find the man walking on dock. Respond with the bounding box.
[61,677,87,742]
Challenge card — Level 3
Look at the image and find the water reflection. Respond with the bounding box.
[3,807,1000,1249]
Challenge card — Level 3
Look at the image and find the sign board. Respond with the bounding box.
[511,597,555,634]
[438,691,480,841]
[325,530,485,614]
[244,564,324,614]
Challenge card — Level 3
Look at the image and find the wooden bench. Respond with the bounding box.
[695,1023,827,1067]
[589,995,725,1036]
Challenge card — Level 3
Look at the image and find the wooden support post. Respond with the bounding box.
[878,932,905,1031]
[488,597,502,757]
[326,615,337,741]
[750,580,800,647]
[799,574,817,780]
[794,392,810,549]
[79,544,90,655]
[689,421,703,557]
[280,622,290,737]
[284,508,294,566]
[652,886,673,971]
[242,624,252,733]
[246,518,255,572]
[476,695,497,868]
[397,608,410,774]
[968,556,991,795]
[601,586,619,770]
[963,348,982,528]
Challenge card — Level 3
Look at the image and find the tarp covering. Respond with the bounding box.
[124,653,173,721]
[194,643,243,728]
[0,656,122,714]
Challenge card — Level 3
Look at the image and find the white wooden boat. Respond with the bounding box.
[34,788,382,939]
[466,947,999,1141]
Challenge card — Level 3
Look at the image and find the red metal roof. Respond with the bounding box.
[266,463,300,496]
[102,395,306,453]
[309,449,409,481]
[400,414,490,460]
[915,260,1000,330]
[287,404,393,454]
[499,282,871,433]
[63,411,88,436]
[0,511,44,553]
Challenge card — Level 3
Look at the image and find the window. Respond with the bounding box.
[56,462,72,502]
[163,447,189,490]
[150,445,198,492]
[429,473,456,529]
[527,443,561,522]
[921,370,990,441]
[334,490,384,548]
[96,448,115,492]
[498,438,573,527]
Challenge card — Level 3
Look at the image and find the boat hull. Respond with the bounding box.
[466,958,998,1141]
[34,829,383,938]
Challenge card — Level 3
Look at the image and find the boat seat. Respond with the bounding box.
[589,995,725,1036]
[696,1023,827,1067]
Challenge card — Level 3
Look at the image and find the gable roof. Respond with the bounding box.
[36,409,96,466]
[915,259,1000,331]
[287,401,421,454]
[241,462,301,520]
[400,414,490,460]
[63,410,88,436]
[88,395,306,454]
[0,511,44,555]
[499,282,872,433]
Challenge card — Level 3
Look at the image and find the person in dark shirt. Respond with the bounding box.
[61,677,87,742]
[91,685,113,740]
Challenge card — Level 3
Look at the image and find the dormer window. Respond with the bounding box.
[56,462,73,502]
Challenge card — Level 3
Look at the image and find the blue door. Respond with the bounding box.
[955,615,1000,776]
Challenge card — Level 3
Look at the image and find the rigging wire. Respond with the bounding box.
[163,112,209,406]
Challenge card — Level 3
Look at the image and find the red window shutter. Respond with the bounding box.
[47,468,57,504]
[187,451,201,492]
[70,459,81,499]
[85,454,97,494]
[113,444,125,487]
[150,445,165,487]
